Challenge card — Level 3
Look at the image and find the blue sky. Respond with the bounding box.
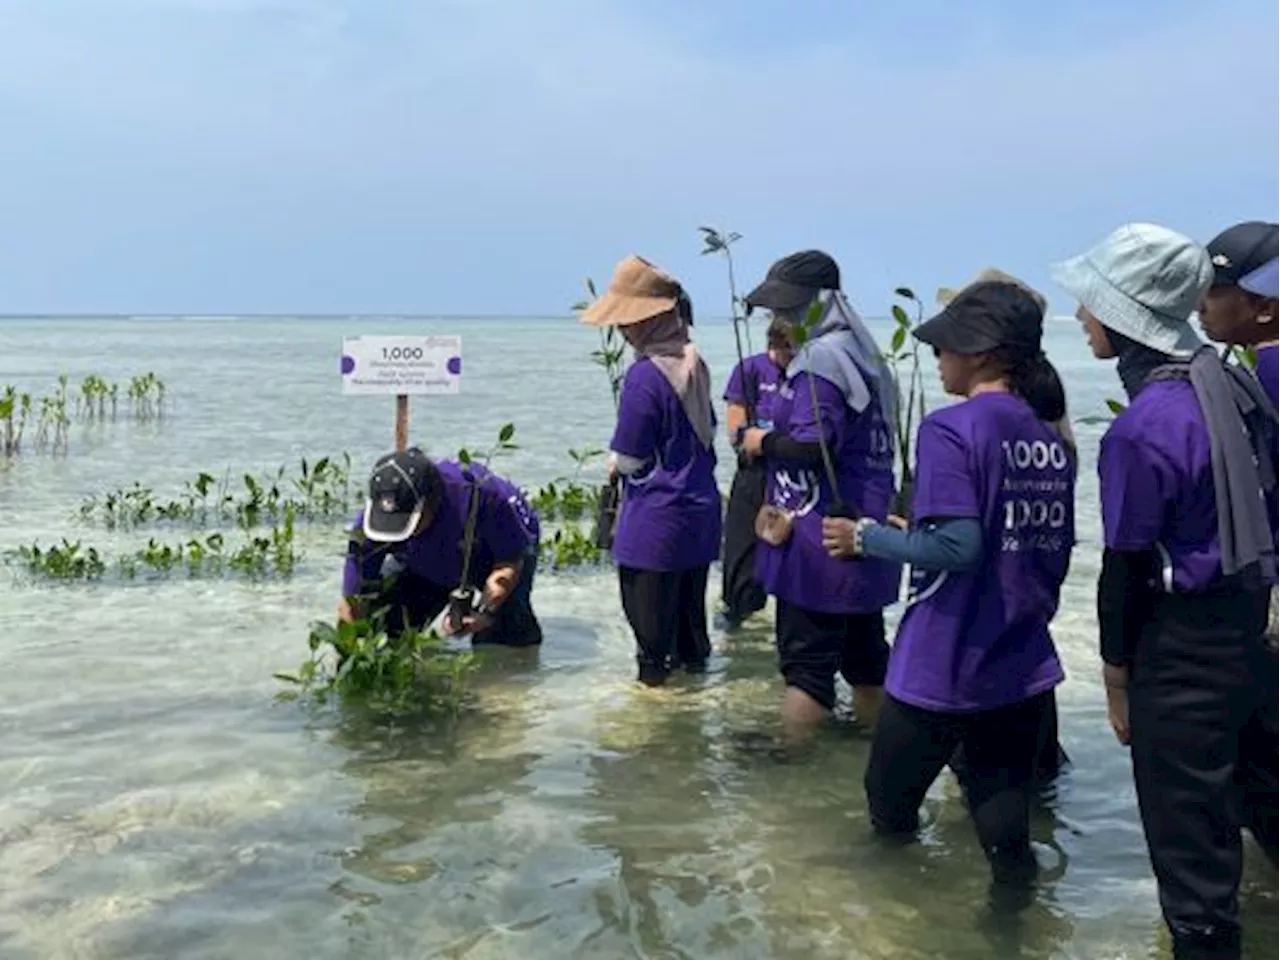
[1,0,1276,316]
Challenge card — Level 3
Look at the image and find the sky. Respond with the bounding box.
[0,0,1276,317]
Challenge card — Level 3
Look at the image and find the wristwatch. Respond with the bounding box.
[851,517,877,557]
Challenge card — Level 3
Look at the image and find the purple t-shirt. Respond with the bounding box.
[885,393,1072,712]
[610,358,723,572]
[342,460,540,595]
[724,353,786,429]
[1099,380,1222,593]
[755,373,900,614]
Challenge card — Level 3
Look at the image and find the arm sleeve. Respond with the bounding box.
[861,517,984,572]
[1097,547,1158,667]
[761,431,825,464]
[610,367,660,465]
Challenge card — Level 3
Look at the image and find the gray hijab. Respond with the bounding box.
[783,290,898,427]
[1148,347,1278,587]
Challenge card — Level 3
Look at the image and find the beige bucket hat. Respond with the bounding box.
[937,267,1047,315]
[580,255,683,327]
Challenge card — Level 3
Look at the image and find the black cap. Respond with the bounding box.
[362,447,442,543]
[914,281,1044,356]
[744,250,841,312]
[1206,221,1278,288]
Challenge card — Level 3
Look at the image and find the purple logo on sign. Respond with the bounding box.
[447,356,462,375]
[340,354,355,375]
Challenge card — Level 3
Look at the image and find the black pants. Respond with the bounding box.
[720,458,768,624]
[865,691,1053,885]
[1129,589,1276,960]
[618,564,711,684]
[950,688,1069,789]
[374,556,543,647]
[775,598,889,710]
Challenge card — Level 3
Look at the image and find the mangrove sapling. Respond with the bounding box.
[77,375,115,421]
[574,278,627,550]
[699,225,754,386]
[78,457,357,529]
[882,287,929,516]
[276,613,478,718]
[449,423,520,628]
[0,388,32,456]
[9,514,300,584]
[12,540,108,581]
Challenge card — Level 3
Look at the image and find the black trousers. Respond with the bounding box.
[720,458,768,624]
[374,557,543,647]
[775,599,889,710]
[865,691,1053,885]
[950,688,1069,789]
[1129,588,1277,960]
[618,564,711,684]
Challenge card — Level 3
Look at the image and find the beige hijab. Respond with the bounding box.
[627,309,715,449]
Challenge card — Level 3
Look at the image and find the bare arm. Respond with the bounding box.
[726,402,748,442]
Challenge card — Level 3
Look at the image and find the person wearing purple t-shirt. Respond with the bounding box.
[1202,222,1280,655]
[582,255,723,686]
[1053,223,1278,960]
[719,316,795,628]
[825,280,1075,894]
[339,448,543,647]
[739,250,901,739]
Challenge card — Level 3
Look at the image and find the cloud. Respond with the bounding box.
[0,0,1274,312]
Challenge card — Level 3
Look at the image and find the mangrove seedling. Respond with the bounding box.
[277,613,478,718]
[78,375,116,421]
[8,513,300,584]
[0,387,32,457]
[882,287,929,516]
[699,224,753,379]
[79,457,357,529]
[451,423,519,627]
[128,373,167,421]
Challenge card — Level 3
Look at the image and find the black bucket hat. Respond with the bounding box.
[914,281,1044,356]
[744,250,841,313]
[362,447,443,543]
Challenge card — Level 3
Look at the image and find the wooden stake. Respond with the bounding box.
[394,394,409,452]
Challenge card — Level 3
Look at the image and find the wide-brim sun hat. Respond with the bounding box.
[1050,222,1211,356]
[580,255,683,327]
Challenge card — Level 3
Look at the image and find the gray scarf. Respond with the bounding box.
[783,290,899,425]
[1148,346,1279,587]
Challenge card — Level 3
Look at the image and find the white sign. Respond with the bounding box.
[340,336,462,396]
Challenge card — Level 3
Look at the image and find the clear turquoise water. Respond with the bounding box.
[0,316,1274,960]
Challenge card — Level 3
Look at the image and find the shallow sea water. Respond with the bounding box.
[0,315,1275,960]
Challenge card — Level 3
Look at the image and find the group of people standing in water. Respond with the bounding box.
[339,219,1278,960]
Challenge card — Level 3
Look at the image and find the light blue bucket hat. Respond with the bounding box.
[1050,222,1212,356]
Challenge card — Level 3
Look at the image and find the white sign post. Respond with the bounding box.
[340,335,462,451]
